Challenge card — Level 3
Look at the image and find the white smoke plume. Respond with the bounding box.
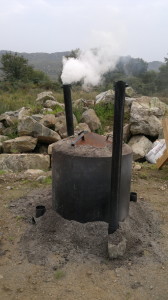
[61,36,119,88]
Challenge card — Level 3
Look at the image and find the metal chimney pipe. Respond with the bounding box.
[108,81,126,234]
[62,84,74,136]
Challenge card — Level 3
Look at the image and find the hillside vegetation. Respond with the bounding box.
[0,51,168,118]
[0,50,70,80]
[0,50,164,81]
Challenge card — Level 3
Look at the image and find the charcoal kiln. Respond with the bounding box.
[52,82,133,230]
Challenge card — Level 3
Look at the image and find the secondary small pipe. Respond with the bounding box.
[62,84,74,136]
[108,81,126,234]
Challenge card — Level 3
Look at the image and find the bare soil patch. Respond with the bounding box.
[0,165,168,300]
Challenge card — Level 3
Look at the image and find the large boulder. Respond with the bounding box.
[48,142,58,155]
[3,136,37,153]
[41,108,53,114]
[36,91,55,104]
[0,110,19,126]
[0,135,9,142]
[40,114,57,129]
[130,97,167,136]
[43,100,64,109]
[73,98,94,109]
[123,124,131,143]
[55,114,77,138]
[18,116,61,143]
[124,97,136,113]
[0,143,3,153]
[0,122,5,134]
[0,113,15,127]
[2,126,18,137]
[0,154,50,172]
[18,107,32,120]
[95,90,115,105]
[55,115,66,133]
[81,109,101,131]
[75,123,91,133]
[31,114,44,122]
[128,135,153,161]
[125,87,136,97]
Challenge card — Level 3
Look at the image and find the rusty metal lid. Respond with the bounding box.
[71,132,111,148]
[53,134,132,157]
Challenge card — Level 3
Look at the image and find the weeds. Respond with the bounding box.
[8,236,15,241]
[139,172,148,180]
[0,170,6,175]
[15,215,25,221]
[0,89,38,115]
[73,106,84,123]
[44,106,64,115]
[94,103,114,131]
[42,176,52,184]
[54,270,65,280]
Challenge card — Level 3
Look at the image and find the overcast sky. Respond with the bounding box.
[0,0,167,62]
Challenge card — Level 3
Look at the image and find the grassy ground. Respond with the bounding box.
[0,87,98,113]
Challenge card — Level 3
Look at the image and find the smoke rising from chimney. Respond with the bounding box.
[61,32,120,88]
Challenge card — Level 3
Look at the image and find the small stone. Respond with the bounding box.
[160,184,167,191]
[108,230,127,259]
[6,186,12,190]
[17,287,24,293]
[131,281,142,289]
[0,275,3,279]
[36,175,47,182]
[24,169,45,176]
[129,272,134,276]
[133,163,142,171]
[86,271,92,276]
[150,286,153,290]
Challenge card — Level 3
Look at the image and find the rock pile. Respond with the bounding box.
[128,96,167,160]
[93,91,167,161]
[0,89,167,171]
[0,91,101,171]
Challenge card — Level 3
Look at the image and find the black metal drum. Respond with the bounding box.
[52,132,132,223]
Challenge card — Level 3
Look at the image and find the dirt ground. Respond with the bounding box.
[0,163,168,300]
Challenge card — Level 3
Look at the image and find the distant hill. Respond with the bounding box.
[0,50,70,80]
[147,61,164,72]
[0,50,164,80]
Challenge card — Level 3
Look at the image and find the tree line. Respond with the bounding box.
[0,51,168,96]
[103,56,168,96]
[0,52,58,91]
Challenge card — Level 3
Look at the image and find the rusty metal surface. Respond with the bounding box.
[72,132,111,148]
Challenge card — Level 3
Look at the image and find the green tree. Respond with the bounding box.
[140,70,158,95]
[156,56,168,93]
[125,58,148,77]
[65,48,80,59]
[0,52,50,84]
[0,52,34,82]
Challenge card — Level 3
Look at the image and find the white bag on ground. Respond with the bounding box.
[145,139,166,164]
